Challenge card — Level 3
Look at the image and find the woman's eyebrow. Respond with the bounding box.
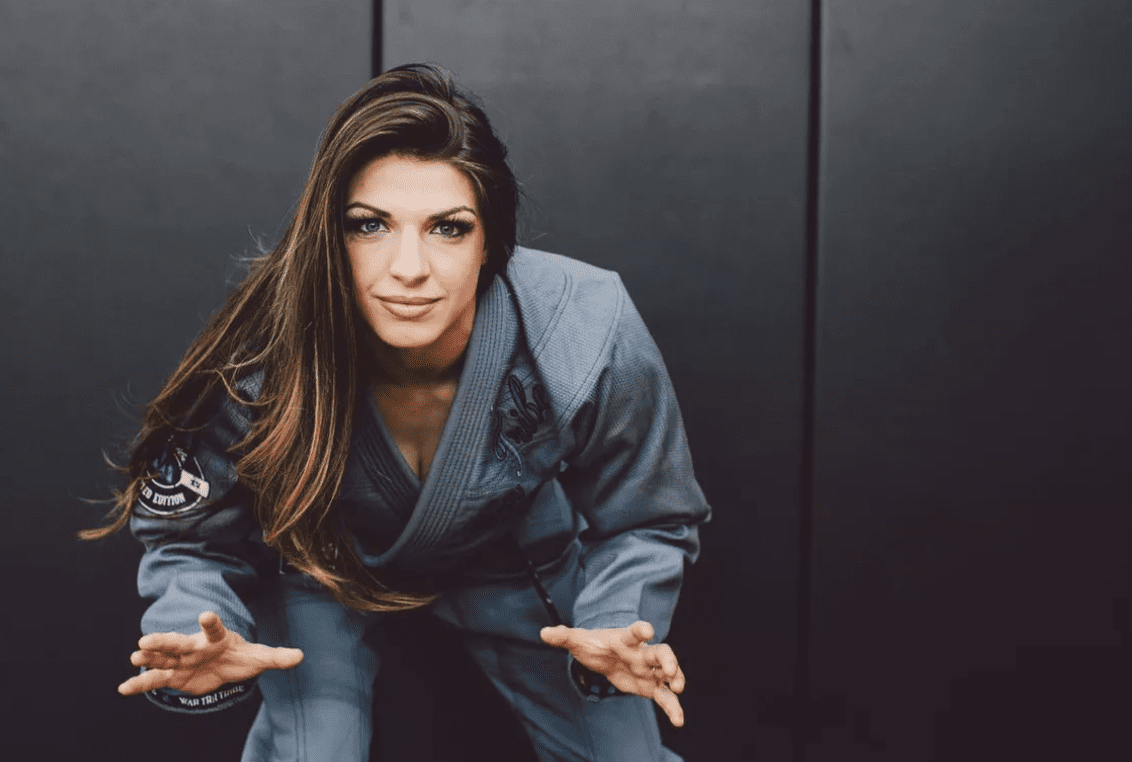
[343,203,478,222]
[427,205,478,222]
[344,202,388,216]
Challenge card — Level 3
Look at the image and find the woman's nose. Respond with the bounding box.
[389,232,428,283]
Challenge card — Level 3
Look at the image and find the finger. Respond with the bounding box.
[619,620,654,647]
[540,625,573,647]
[667,663,687,694]
[118,668,175,696]
[650,643,680,680]
[273,647,304,669]
[652,683,685,728]
[622,647,662,680]
[252,644,304,670]
[131,650,182,670]
[199,611,227,643]
[137,631,198,653]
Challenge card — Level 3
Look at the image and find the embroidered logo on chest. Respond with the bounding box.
[139,441,211,515]
[494,375,550,445]
[490,373,553,476]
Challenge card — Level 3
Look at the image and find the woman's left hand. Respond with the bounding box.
[540,620,686,727]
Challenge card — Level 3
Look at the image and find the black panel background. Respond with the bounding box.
[5,1,1128,760]
[806,1,1132,759]
[0,2,370,758]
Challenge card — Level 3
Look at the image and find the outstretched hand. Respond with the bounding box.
[118,611,304,697]
[540,620,686,727]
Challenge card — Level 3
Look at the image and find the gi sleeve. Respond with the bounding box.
[128,386,266,713]
[558,291,711,644]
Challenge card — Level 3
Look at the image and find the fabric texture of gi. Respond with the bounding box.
[129,248,711,761]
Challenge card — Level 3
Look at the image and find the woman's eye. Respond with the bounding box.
[434,220,473,239]
[346,217,385,235]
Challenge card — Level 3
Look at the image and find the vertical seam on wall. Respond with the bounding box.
[794,0,824,760]
[372,0,383,77]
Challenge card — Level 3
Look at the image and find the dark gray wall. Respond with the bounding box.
[0,2,369,758]
[385,1,812,758]
[807,0,1132,759]
[5,1,1129,760]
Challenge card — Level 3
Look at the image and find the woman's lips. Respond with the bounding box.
[378,296,439,319]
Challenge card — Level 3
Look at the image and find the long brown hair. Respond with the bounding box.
[82,64,520,613]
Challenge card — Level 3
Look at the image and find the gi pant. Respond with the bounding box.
[241,542,682,762]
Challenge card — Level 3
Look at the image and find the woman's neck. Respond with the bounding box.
[368,345,464,387]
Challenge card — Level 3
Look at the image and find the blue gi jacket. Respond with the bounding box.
[130,247,711,712]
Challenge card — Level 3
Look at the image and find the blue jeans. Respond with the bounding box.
[241,544,681,762]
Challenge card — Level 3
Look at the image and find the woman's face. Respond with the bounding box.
[344,154,487,359]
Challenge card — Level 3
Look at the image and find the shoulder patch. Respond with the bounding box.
[139,439,211,515]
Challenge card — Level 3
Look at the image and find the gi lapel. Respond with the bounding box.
[340,386,422,556]
[350,274,519,570]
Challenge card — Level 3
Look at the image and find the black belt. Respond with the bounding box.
[280,532,573,612]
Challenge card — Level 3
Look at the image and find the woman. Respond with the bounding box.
[88,63,710,761]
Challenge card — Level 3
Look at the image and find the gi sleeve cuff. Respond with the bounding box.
[571,610,639,632]
[143,677,258,714]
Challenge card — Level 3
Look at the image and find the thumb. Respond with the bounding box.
[540,625,571,647]
[630,620,655,642]
[199,611,227,643]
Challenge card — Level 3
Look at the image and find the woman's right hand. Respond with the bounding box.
[117,610,304,696]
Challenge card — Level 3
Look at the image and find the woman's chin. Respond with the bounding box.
[373,328,440,350]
